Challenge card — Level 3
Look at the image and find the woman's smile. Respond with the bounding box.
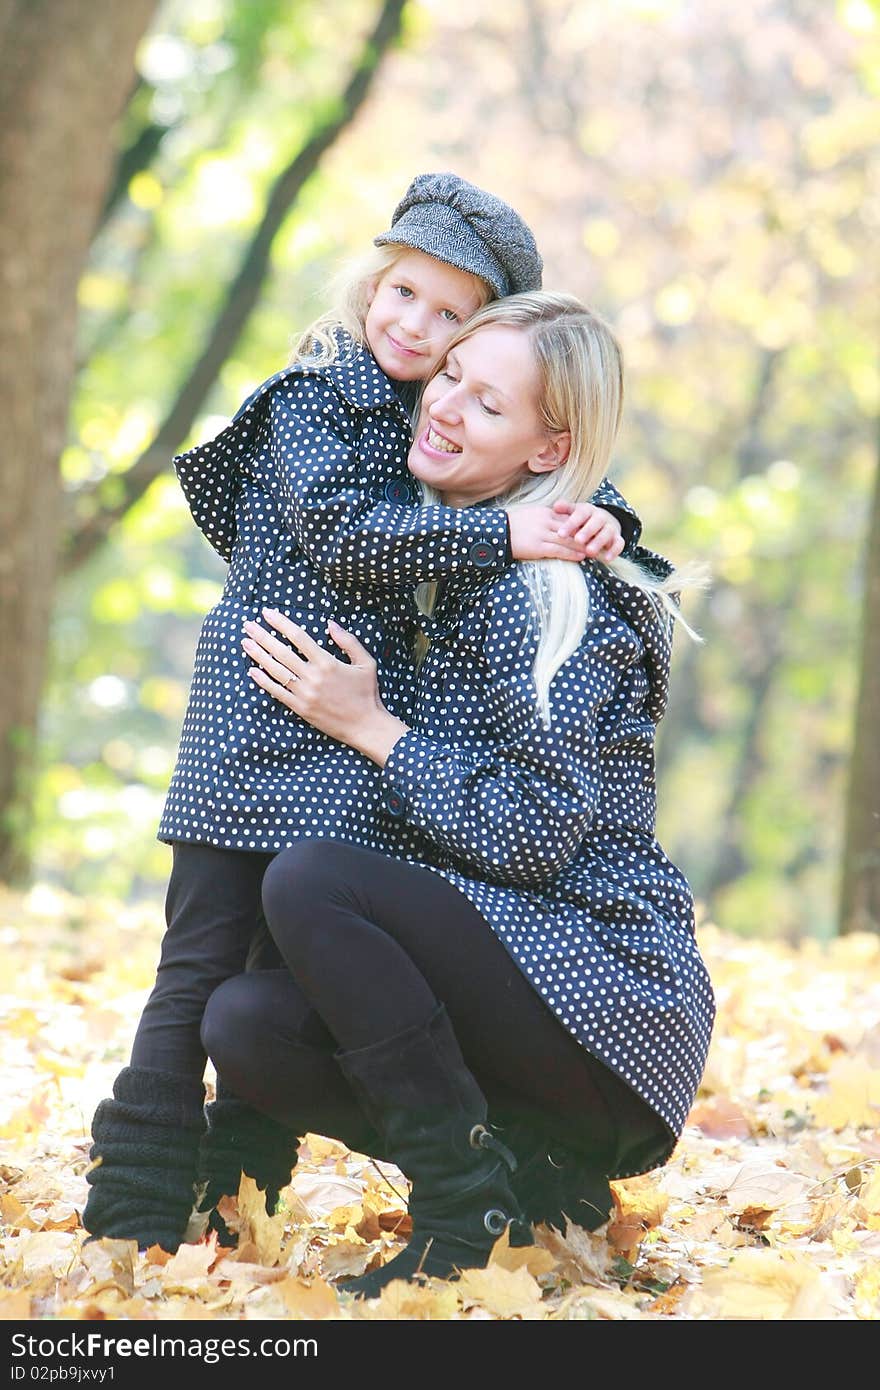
[420,424,462,456]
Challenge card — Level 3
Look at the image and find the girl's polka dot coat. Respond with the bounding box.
[381,557,716,1161]
[158,334,639,859]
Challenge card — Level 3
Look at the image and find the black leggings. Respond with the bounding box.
[130,842,278,1076]
[202,840,668,1175]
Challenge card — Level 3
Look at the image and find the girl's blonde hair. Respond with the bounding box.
[415,292,706,724]
[289,244,493,368]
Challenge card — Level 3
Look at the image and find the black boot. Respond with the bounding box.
[495,1109,613,1233]
[335,1006,533,1298]
[195,1082,301,1245]
[82,1067,206,1253]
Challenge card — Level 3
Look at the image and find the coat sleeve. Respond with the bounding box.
[172,367,300,563]
[266,379,510,586]
[379,616,641,887]
[591,478,642,552]
[173,433,242,564]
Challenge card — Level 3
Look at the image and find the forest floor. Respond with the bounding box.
[1,882,879,1322]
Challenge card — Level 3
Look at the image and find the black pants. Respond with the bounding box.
[201,840,668,1176]
[130,842,279,1076]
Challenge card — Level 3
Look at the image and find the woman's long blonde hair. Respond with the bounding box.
[288,244,493,368]
[415,292,706,724]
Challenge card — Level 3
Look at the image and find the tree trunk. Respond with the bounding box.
[838,428,880,934]
[0,0,158,882]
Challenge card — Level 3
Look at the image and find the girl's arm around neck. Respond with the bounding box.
[268,381,511,588]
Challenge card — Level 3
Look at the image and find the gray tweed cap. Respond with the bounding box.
[374,171,543,299]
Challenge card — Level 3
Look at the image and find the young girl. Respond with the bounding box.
[82,173,641,1253]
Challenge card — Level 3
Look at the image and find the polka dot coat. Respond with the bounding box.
[158,334,639,855]
[380,554,716,1159]
[158,341,512,851]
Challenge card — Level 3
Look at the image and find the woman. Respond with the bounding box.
[201,292,716,1296]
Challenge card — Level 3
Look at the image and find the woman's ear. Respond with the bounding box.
[527,431,571,475]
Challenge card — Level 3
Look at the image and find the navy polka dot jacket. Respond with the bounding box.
[380,557,716,1158]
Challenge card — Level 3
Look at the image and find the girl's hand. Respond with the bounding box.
[506,504,624,562]
[552,501,624,560]
[242,610,409,766]
[507,506,591,561]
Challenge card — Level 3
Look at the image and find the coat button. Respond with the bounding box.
[384,787,407,818]
[384,478,414,504]
[469,540,499,568]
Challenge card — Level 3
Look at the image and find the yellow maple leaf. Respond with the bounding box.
[368,1279,460,1320]
[277,1275,343,1319]
[534,1220,612,1285]
[160,1239,216,1288]
[0,1194,36,1231]
[5,1009,42,1039]
[321,1236,374,1281]
[455,1263,546,1319]
[34,1050,85,1079]
[856,1165,880,1219]
[219,1174,287,1266]
[212,1256,288,1287]
[0,1090,52,1140]
[685,1249,839,1319]
[606,1177,669,1259]
[553,1285,645,1321]
[488,1224,558,1277]
[801,1192,850,1241]
[611,1174,670,1228]
[721,1163,813,1214]
[830,1221,860,1254]
[325,1202,364,1232]
[0,1289,32,1319]
[810,1059,880,1131]
[300,1133,347,1164]
[79,1237,136,1296]
[688,1095,753,1139]
[853,1262,880,1320]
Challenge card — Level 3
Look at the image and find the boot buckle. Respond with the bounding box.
[483,1208,510,1236]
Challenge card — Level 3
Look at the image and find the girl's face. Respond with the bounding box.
[408,324,570,507]
[364,249,485,382]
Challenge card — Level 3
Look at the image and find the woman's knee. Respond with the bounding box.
[263,840,332,919]
[200,974,267,1075]
[261,839,362,946]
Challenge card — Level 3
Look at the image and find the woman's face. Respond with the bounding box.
[408,324,569,508]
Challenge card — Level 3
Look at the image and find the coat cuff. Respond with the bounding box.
[457,508,509,573]
[380,730,449,823]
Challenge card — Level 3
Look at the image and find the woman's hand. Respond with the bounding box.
[242,609,409,766]
[507,503,623,561]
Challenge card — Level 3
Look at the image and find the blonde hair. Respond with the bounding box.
[289,244,493,369]
[414,292,706,724]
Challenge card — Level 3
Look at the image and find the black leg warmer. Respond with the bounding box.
[195,1082,301,1244]
[81,1067,206,1253]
